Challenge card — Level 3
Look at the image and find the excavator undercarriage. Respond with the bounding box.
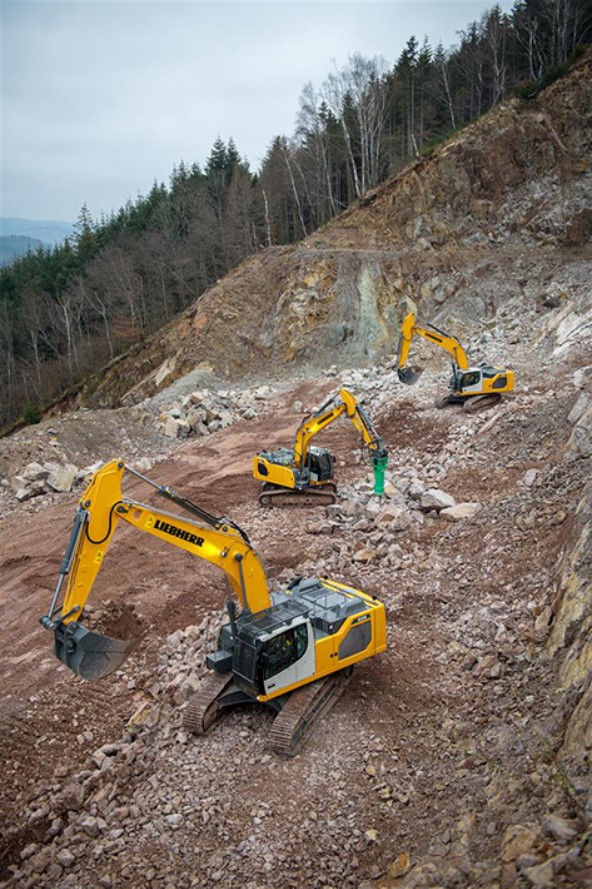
[182,667,353,756]
[258,481,337,508]
[435,392,503,413]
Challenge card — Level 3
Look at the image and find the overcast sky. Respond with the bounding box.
[2,0,515,223]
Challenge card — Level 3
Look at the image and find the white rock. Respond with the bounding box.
[46,467,77,493]
[420,489,456,511]
[21,462,49,482]
[440,503,482,522]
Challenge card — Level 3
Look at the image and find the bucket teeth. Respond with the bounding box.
[54,621,133,681]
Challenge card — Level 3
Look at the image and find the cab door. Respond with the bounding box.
[261,620,315,696]
[458,369,484,395]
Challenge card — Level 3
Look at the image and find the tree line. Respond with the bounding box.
[1,0,590,430]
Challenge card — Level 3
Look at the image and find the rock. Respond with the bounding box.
[21,462,49,482]
[353,548,376,563]
[57,849,76,868]
[15,487,36,502]
[128,702,159,728]
[154,356,176,387]
[407,481,426,501]
[80,815,102,838]
[163,417,191,438]
[568,403,592,459]
[46,466,77,493]
[27,806,49,826]
[420,489,456,511]
[440,502,482,522]
[502,824,537,862]
[60,782,85,811]
[374,505,400,526]
[568,392,589,425]
[523,859,555,886]
[542,815,577,842]
[386,508,413,532]
[175,675,202,704]
[522,469,540,487]
[340,500,364,519]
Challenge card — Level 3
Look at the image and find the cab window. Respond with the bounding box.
[263,625,308,679]
[460,371,481,388]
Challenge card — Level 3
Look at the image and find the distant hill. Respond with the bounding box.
[0,216,75,248]
[0,234,46,266]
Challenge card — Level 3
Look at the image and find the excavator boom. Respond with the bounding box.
[40,460,271,679]
[396,312,469,385]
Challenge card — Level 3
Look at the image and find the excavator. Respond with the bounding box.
[39,460,387,755]
[396,312,515,412]
[253,388,389,507]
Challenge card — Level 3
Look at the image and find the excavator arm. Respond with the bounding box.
[339,389,388,459]
[40,459,271,680]
[396,312,469,384]
[293,388,387,467]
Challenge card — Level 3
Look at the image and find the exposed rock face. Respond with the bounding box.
[76,53,591,410]
[547,476,592,755]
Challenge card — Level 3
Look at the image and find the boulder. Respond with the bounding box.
[46,466,77,493]
[420,489,456,512]
[440,502,481,522]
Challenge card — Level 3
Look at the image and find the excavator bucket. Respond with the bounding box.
[54,621,133,681]
[397,366,424,386]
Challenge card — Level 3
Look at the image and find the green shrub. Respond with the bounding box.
[23,404,42,425]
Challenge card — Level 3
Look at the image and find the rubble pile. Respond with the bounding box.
[145,384,275,440]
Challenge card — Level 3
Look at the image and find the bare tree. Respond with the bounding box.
[320,54,389,198]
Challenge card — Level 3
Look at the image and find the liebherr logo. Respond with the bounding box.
[154,519,204,547]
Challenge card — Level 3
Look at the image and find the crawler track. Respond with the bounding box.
[435,393,502,412]
[268,668,354,756]
[462,393,502,413]
[258,483,337,508]
[183,671,235,734]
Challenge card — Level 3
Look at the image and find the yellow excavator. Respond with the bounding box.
[253,388,389,507]
[39,460,387,755]
[396,312,515,412]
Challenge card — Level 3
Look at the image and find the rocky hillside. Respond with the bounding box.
[68,51,592,411]
[0,49,591,889]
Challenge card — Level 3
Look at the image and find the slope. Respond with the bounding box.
[70,50,592,411]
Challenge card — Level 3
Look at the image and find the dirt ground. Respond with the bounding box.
[1,337,591,888]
